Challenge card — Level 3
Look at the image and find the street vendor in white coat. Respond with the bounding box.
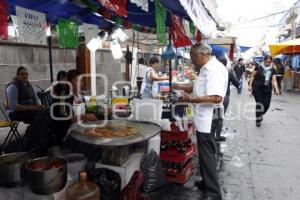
[173,43,228,200]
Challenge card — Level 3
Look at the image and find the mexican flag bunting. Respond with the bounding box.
[0,0,8,40]
[56,19,79,48]
[189,22,196,37]
[155,0,167,45]
[195,29,202,42]
[170,14,192,48]
[98,0,127,17]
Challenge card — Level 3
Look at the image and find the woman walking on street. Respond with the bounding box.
[273,58,285,95]
[248,55,280,127]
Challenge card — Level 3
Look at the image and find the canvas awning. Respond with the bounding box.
[269,39,300,56]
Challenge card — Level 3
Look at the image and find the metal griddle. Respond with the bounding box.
[67,120,161,146]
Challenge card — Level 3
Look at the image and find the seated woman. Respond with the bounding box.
[50,69,97,141]
[28,70,97,152]
[5,66,44,124]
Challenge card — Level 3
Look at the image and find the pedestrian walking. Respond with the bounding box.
[248,55,280,127]
[233,58,246,94]
[273,58,285,95]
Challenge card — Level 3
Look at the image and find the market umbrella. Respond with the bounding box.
[269,39,300,57]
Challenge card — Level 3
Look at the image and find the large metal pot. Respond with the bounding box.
[0,152,31,187]
[26,157,67,194]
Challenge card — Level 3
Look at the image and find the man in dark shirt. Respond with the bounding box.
[233,58,246,94]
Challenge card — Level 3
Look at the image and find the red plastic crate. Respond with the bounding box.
[161,123,194,142]
[160,144,195,163]
[165,161,193,184]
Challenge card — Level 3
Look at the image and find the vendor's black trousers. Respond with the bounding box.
[253,89,272,122]
[196,132,222,199]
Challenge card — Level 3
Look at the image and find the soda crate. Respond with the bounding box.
[165,161,193,184]
[161,123,194,142]
[160,144,195,163]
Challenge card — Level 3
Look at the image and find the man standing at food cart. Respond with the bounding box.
[173,43,228,200]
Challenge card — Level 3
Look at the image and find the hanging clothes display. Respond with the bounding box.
[56,19,79,48]
[98,0,128,17]
[155,0,167,45]
[0,0,8,40]
[170,14,192,48]
[13,6,47,45]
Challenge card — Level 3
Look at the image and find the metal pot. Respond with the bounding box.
[0,152,31,187]
[26,157,67,194]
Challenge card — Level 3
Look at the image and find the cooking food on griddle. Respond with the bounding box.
[84,123,140,138]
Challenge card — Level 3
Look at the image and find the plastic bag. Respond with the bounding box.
[121,171,147,200]
[140,150,166,193]
[90,168,121,200]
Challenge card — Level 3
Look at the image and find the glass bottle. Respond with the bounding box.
[66,172,100,200]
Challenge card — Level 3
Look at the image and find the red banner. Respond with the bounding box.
[195,29,202,42]
[98,0,127,17]
[170,14,192,48]
[0,0,8,40]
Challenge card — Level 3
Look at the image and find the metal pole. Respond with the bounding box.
[47,36,54,83]
[169,60,172,93]
[168,33,172,93]
[290,6,297,39]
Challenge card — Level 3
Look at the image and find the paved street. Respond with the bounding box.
[219,84,300,200]
[1,82,300,200]
[148,83,300,200]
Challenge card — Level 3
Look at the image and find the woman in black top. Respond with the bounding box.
[248,55,280,127]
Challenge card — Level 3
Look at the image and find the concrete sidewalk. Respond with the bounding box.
[219,86,300,200]
[147,85,300,200]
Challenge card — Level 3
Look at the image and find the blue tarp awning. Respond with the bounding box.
[91,0,191,27]
[8,0,111,28]
[210,44,228,57]
[8,0,192,29]
[240,46,251,53]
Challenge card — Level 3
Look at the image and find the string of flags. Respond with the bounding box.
[1,0,202,49]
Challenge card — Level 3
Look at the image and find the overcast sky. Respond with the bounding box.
[216,0,297,46]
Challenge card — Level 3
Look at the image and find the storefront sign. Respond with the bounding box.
[13,6,47,45]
